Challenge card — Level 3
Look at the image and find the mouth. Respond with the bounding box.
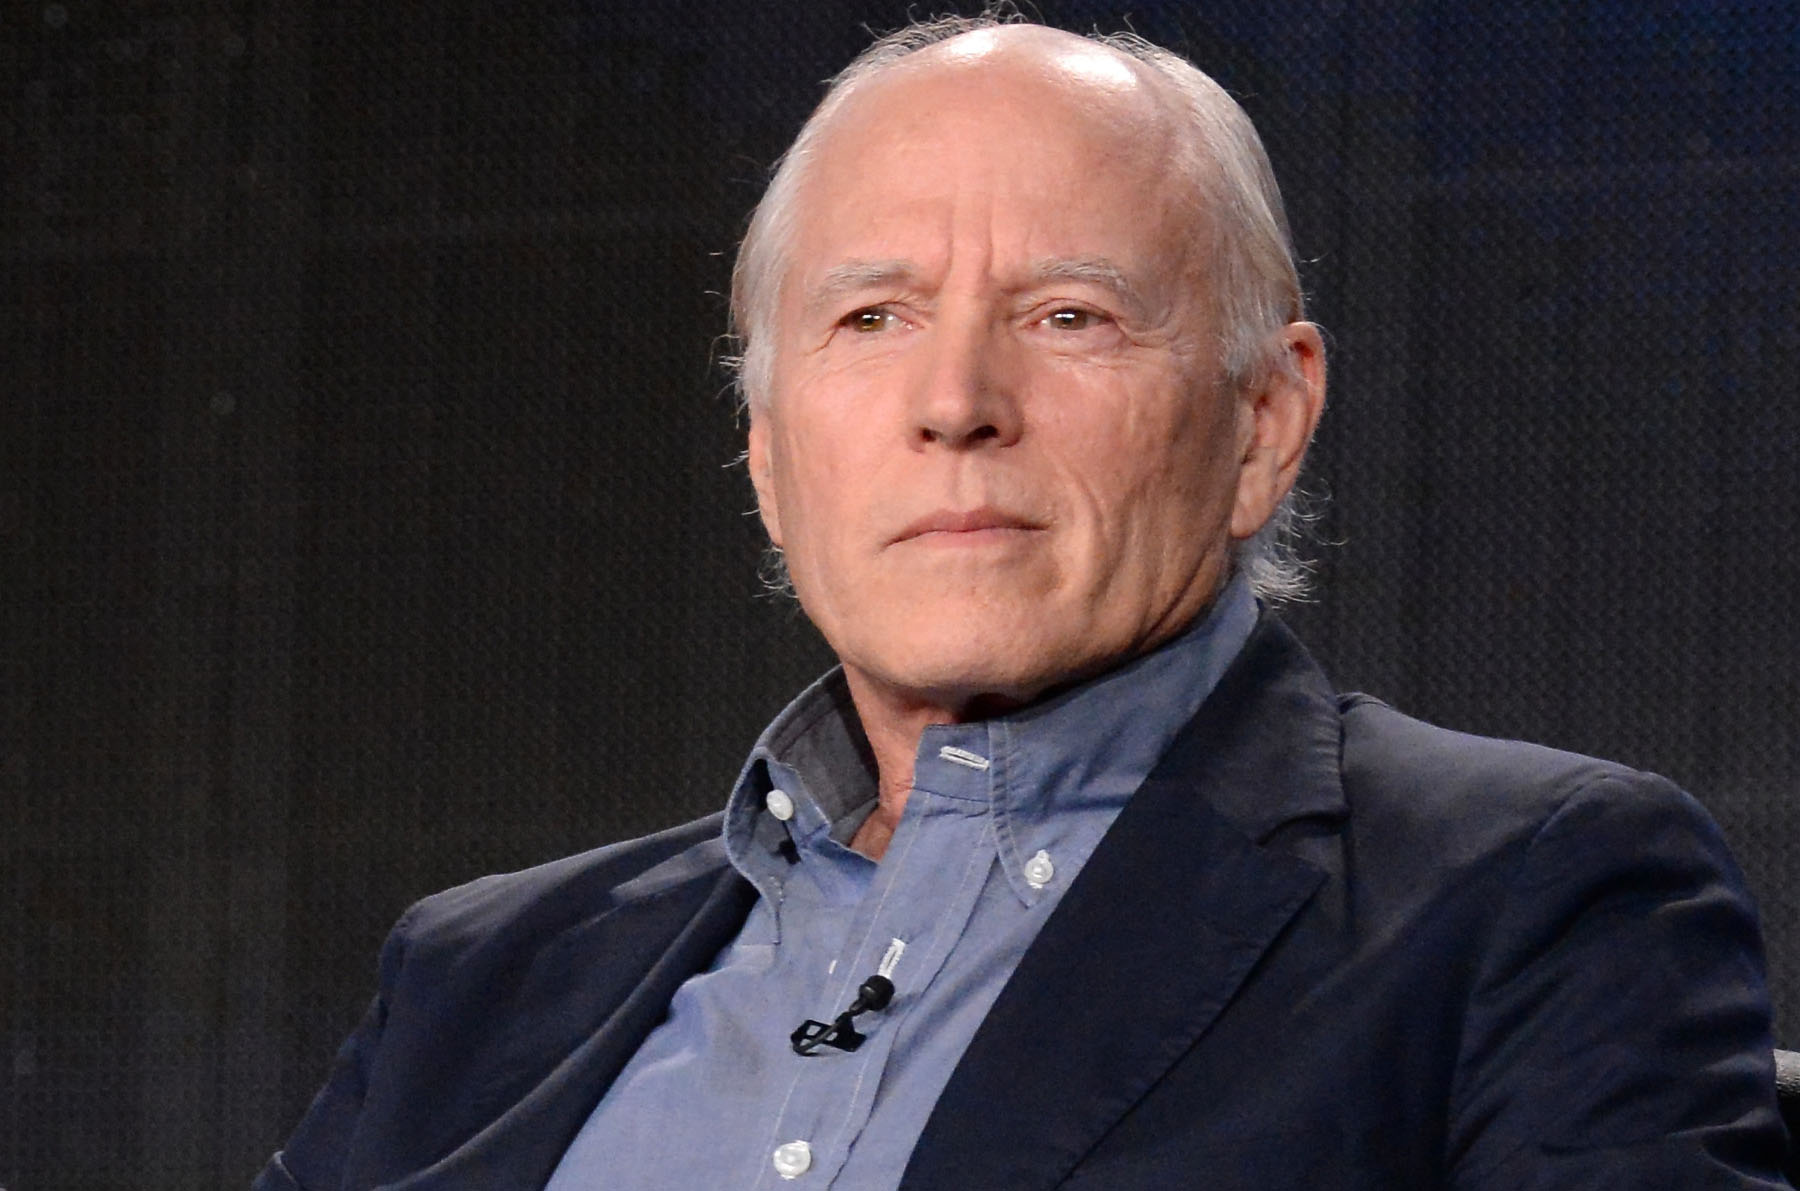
[891,507,1044,546]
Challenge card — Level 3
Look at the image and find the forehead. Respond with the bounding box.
[784,37,1199,291]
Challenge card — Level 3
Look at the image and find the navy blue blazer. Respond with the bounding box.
[257,619,1790,1189]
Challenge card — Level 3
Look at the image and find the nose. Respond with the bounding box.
[909,318,1023,450]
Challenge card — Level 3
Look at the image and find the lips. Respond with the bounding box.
[891,507,1043,544]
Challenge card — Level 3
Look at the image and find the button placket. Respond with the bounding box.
[761,727,1001,1190]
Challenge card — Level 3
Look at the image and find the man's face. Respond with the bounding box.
[748,34,1280,714]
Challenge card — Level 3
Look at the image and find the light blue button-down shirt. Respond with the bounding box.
[547,577,1258,1190]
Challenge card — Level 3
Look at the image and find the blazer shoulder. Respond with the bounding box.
[262,813,748,1191]
[1332,694,1717,863]
[391,811,732,965]
[1339,694,1652,790]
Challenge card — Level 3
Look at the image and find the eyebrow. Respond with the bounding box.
[802,259,919,320]
[1027,256,1149,318]
[798,254,1151,319]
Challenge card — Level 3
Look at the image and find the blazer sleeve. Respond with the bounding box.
[1445,771,1789,1187]
[252,906,417,1191]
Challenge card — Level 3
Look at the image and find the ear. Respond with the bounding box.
[746,413,784,549]
[1229,322,1327,541]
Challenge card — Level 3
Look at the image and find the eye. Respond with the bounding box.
[843,307,902,333]
[1042,308,1104,332]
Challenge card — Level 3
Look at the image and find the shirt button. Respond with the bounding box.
[772,1139,813,1179]
[1024,849,1055,889]
[765,788,796,821]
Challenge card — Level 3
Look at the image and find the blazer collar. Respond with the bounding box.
[903,615,1346,1191]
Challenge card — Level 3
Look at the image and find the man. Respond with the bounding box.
[258,17,1788,1190]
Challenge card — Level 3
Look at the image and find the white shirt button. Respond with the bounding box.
[1023,849,1055,889]
[765,788,796,821]
[772,1139,813,1179]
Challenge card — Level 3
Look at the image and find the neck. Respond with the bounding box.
[842,668,1023,861]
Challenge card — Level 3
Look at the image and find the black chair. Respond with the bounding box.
[1777,1048,1800,1185]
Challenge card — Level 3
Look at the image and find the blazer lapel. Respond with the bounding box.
[380,860,758,1191]
[903,618,1346,1191]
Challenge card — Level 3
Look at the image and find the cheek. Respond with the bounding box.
[769,418,860,557]
[1076,383,1235,504]
[1082,396,1244,575]
[1155,385,1242,497]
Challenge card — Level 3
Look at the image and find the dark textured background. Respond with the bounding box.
[4,1,1797,1186]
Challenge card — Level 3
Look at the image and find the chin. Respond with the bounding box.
[802,568,1118,706]
[849,615,1099,712]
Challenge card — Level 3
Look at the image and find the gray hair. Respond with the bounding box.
[728,13,1320,603]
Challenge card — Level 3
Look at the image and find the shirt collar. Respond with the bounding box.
[723,574,1260,906]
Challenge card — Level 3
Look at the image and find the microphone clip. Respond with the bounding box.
[790,974,895,1056]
